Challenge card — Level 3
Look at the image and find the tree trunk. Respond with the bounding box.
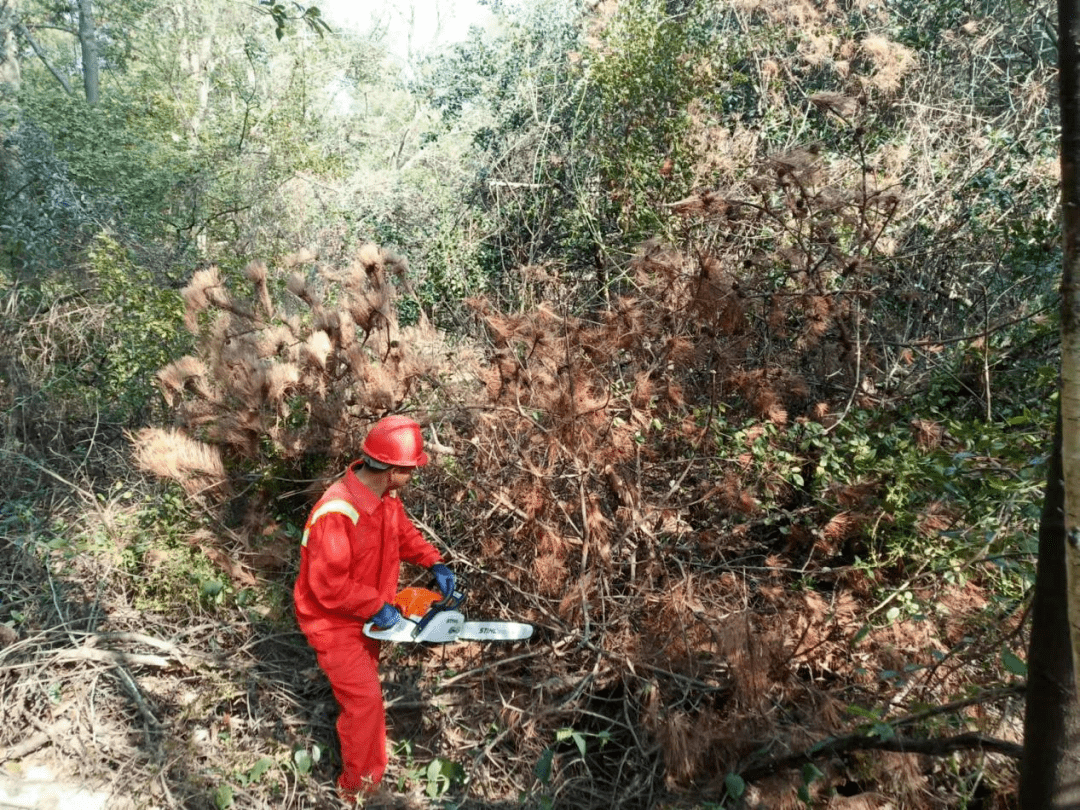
[1062,0,1080,706]
[176,2,216,140]
[78,0,99,105]
[1021,0,1080,804]
[1021,412,1080,806]
[0,0,20,93]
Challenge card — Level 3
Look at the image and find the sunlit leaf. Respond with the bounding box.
[571,731,587,758]
[213,784,234,809]
[248,757,273,782]
[293,749,312,774]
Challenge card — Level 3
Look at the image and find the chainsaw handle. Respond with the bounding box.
[415,587,467,636]
[435,588,466,611]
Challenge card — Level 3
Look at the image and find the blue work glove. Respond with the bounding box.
[370,603,402,629]
[429,563,455,598]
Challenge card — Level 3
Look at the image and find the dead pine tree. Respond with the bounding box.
[1021,0,1080,804]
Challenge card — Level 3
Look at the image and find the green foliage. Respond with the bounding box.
[86,233,190,421]
[0,228,187,433]
[246,756,275,784]
[209,751,287,810]
[797,762,826,805]
[1001,648,1027,677]
[534,747,555,785]
[416,0,602,305]
[259,2,331,40]
[390,741,464,799]
[587,0,710,241]
[0,119,96,277]
[723,772,745,802]
[129,520,217,614]
[415,215,490,323]
[291,744,321,774]
[709,400,1046,617]
[424,757,465,799]
[18,88,199,241]
[212,783,234,809]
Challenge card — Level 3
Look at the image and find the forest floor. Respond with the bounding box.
[0,511,1028,810]
[0,762,113,810]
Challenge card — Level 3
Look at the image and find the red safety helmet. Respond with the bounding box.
[362,415,429,467]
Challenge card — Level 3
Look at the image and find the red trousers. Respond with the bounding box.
[307,625,386,793]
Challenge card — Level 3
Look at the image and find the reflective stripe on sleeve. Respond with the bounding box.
[300,499,361,547]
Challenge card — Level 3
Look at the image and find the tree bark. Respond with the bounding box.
[1020,0,1080,804]
[0,0,20,92]
[1063,0,1080,742]
[1021,412,1080,807]
[77,0,98,105]
[176,2,216,140]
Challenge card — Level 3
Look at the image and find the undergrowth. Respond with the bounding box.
[98,231,1042,806]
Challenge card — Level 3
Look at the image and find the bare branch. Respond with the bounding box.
[16,22,72,95]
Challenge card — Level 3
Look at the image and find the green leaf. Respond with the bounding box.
[426,759,443,783]
[535,748,554,784]
[1002,649,1028,676]
[724,772,746,798]
[801,762,825,783]
[200,579,224,598]
[213,784,234,809]
[248,757,274,782]
[845,705,879,720]
[871,722,895,741]
[571,731,587,758]
[293,749,312,774]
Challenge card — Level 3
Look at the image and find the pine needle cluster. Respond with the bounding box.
[133,246,454,500]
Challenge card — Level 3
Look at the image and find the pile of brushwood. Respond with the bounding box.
[128,238,1039,805]
[1,150,1046,807]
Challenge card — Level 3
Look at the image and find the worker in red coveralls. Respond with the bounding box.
[293,415,455,802]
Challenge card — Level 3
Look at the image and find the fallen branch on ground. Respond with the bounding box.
[739,731,1022,783]
[0,719,73,763]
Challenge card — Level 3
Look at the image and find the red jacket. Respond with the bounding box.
[294,462,442,637]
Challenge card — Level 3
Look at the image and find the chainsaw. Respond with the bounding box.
[363,585,534,643]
